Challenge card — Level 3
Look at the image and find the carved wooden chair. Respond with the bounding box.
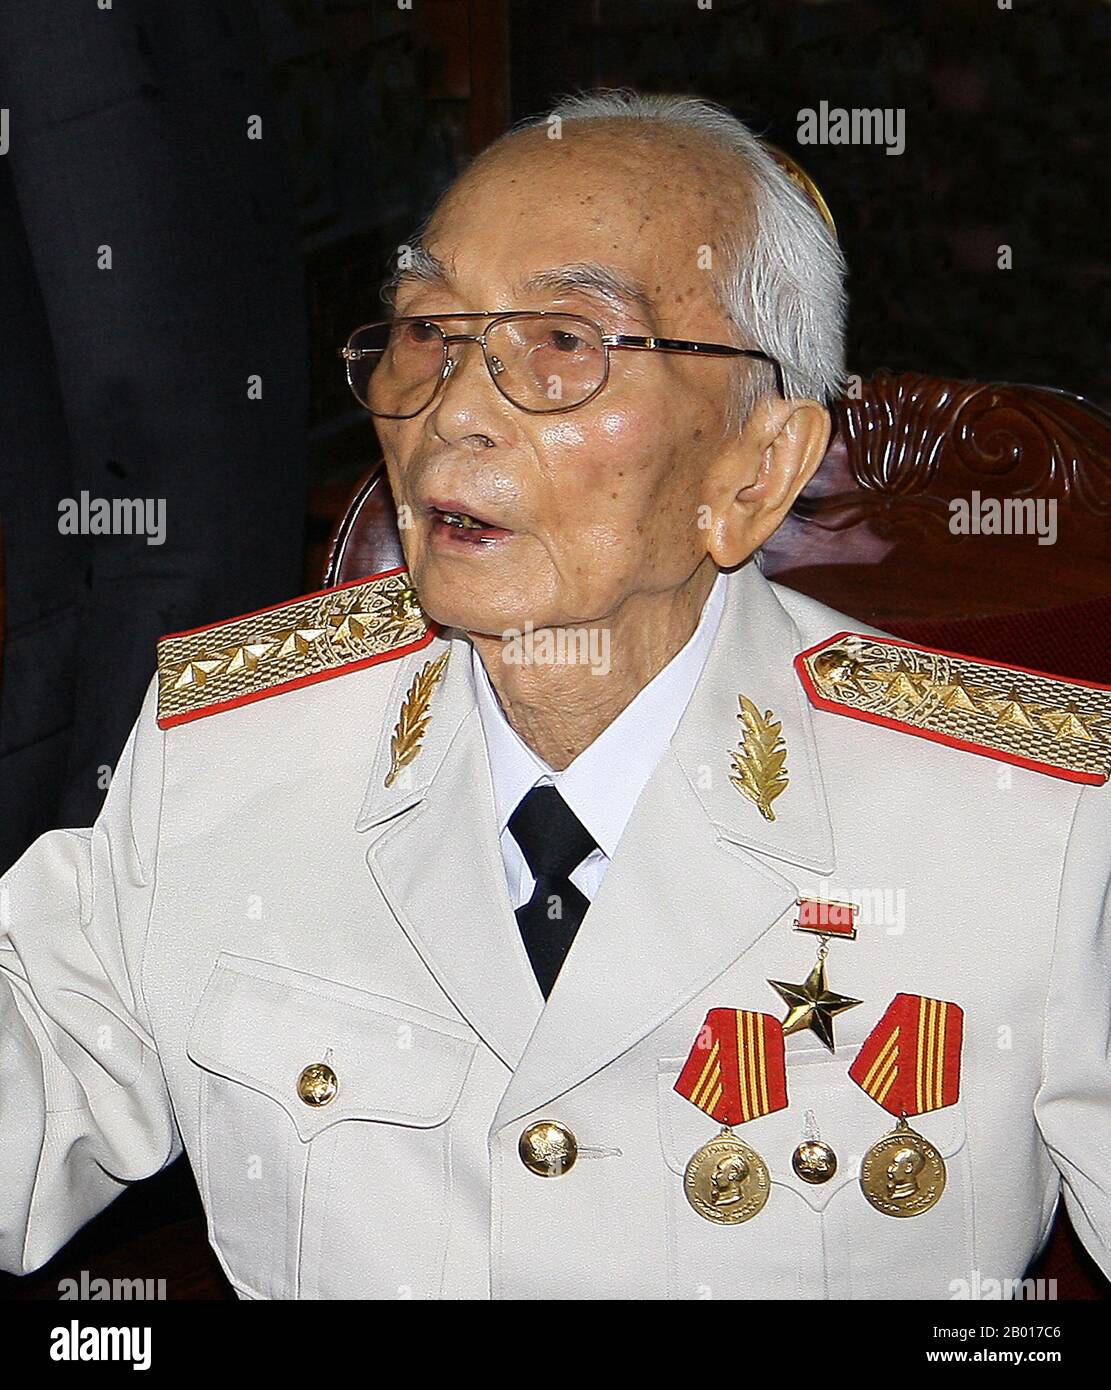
[323,370,1111,1299]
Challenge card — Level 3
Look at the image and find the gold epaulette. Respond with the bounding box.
[795,631,1111,785]
[156,568,436,729]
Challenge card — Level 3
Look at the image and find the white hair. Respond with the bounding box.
[507,89,848,422]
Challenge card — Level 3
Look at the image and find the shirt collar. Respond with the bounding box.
[472,572,727,856]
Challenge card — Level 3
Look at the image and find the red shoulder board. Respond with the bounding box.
[156,567,436,729]
[795,631,1111,785]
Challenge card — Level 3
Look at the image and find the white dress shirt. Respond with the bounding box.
[472,573,727,910]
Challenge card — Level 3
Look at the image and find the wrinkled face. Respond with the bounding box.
[373,123,754,635]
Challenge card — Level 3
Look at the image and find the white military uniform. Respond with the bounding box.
[1,561,1109,1299]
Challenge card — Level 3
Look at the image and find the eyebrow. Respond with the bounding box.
[519,263,656,323]
[383,250,655,325]
[382,245,451,306]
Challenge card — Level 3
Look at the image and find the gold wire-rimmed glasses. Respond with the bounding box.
[339,311,786,418]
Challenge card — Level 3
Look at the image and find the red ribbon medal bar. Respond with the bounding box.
[674,1008,787,1224]
[848,992,964,1217]
[797,896,857,936]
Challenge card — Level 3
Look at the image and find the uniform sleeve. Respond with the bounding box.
[0,674,181,1274]
[1033,781,1111,1278]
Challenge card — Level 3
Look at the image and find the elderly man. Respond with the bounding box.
[2,91,1109,1301]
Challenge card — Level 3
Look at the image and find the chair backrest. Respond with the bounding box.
[325,369,1111,680]
[325,467,406,587]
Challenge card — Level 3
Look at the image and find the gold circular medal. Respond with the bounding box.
[792,1139,837,1184]
[859,1121,946,1217]
[683,1130,770,1225]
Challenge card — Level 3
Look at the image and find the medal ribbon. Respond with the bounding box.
[848,992,963,1117]
[796,896,857,937]
[675,1009,788,1126]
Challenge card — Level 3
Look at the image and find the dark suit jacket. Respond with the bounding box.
[0,0,308,871]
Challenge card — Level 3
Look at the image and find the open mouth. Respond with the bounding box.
[427,502,512,546]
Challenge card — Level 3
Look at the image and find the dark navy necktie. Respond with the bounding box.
[508,784,598,998]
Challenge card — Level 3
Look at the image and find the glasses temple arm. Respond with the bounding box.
[604,337,786,397]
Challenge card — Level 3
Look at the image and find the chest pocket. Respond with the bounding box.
[656,1038,972,1300]
[186,953,476,1299]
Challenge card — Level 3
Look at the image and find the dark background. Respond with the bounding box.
[274,0,1111,577]
[1,0,1107,1300]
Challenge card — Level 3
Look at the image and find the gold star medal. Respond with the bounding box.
[673,1009,788,1224]
[768,896,862,1052]
[848,993,964,1217]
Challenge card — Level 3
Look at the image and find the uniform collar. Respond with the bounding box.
[357,559,834,876]
[470,572,727,857]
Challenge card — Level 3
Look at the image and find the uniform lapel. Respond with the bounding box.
[493,561,837,1129]
[355,563,837,1123]
[356,631,544,1071]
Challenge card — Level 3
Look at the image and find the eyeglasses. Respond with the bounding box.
[339,312,785,418]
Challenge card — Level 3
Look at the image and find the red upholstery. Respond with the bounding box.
[889,595,1111,685]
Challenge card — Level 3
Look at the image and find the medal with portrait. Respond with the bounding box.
[674,1008,787,1225]
[848,992,964,1218]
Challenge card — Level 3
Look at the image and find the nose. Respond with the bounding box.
[426,336,516,449]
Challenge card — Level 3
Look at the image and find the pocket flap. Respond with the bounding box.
[187,953,476,1140]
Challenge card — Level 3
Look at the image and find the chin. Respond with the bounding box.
[410,559,554,639]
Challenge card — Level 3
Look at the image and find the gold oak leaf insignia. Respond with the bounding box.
[728,694,789,822]
[385,651,450,788]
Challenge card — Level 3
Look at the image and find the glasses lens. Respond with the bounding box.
[485,315,606,411]
[345,320,447,417]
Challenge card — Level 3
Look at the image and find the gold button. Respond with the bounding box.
[519,1120,577,1177]
[297,1062,338,1107]
[792,1139,837,1184]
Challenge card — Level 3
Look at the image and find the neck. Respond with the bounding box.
[470,563,718,770]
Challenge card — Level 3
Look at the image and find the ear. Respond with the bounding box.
[702,398,831,568]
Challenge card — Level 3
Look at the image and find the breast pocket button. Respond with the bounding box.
[792,1139,838,1184]
[297,1061,339,1107]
